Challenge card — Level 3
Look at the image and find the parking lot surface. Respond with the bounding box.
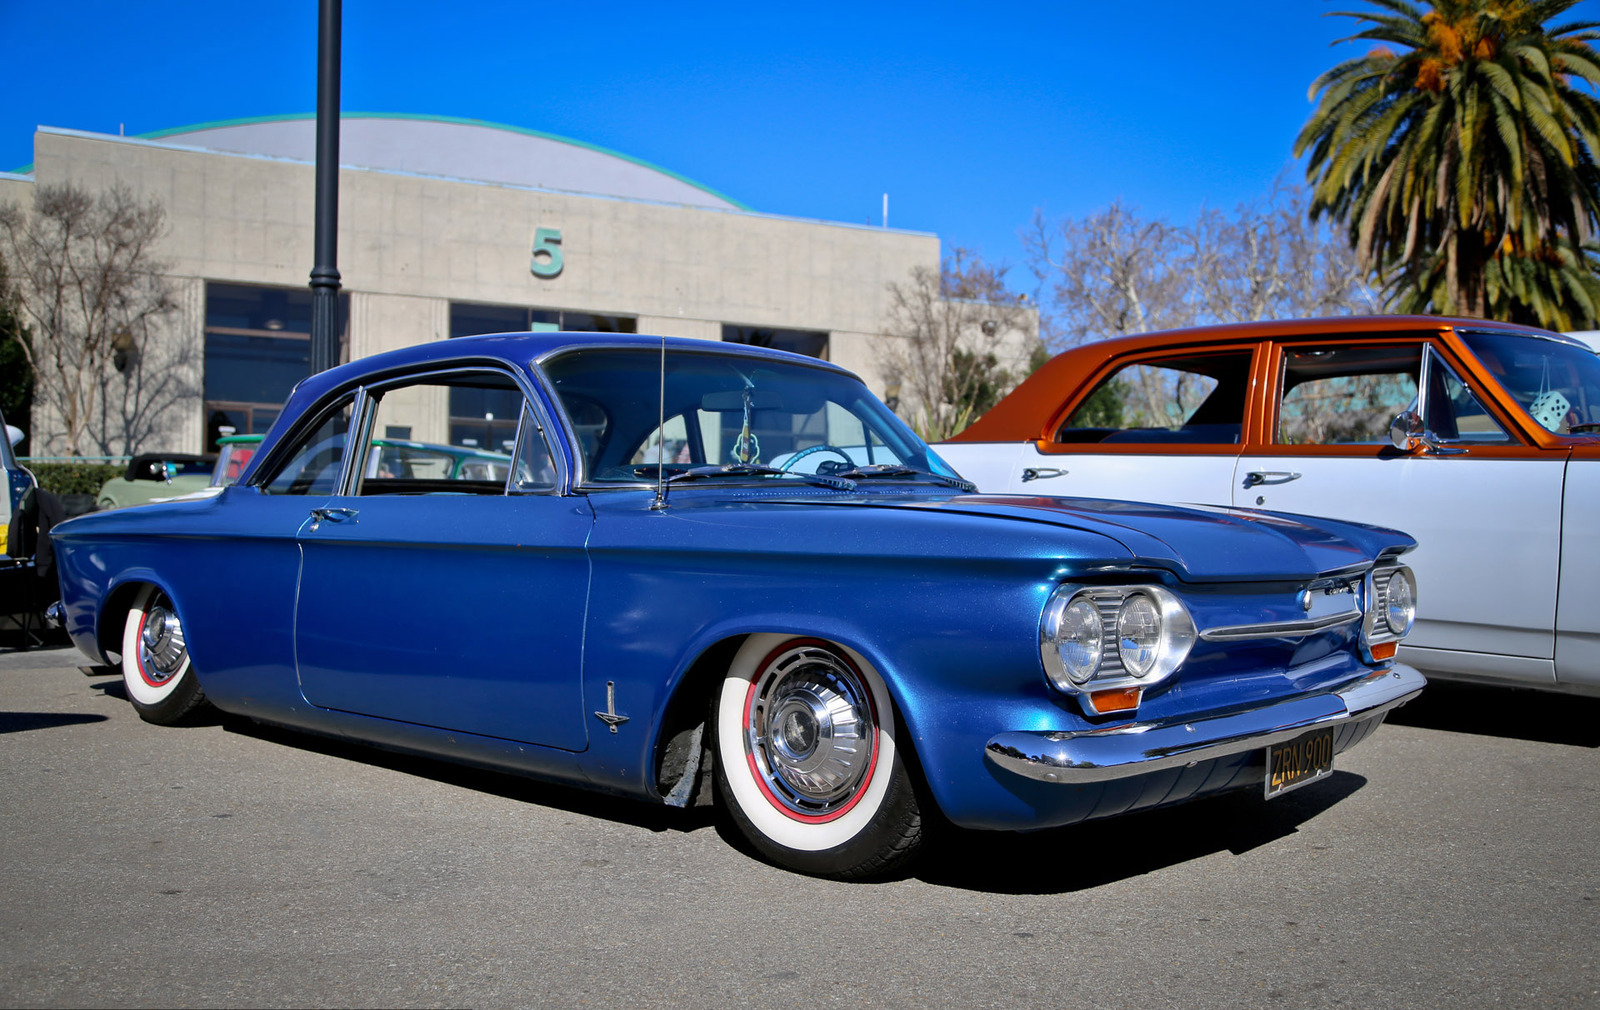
[0,642,1595,1009]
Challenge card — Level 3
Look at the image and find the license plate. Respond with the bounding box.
[1265,727,1335,798]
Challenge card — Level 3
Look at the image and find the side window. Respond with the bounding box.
[512,404,559,492]
[355,372,523,496]
[1058,351,1252,445]
[1277,345,1421,445]
[262,398,355,496]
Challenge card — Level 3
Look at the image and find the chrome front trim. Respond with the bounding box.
[1199,610,1363,642]
[984,664,1424,784]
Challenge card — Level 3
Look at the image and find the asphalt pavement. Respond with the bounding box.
[0,640,1595,1009]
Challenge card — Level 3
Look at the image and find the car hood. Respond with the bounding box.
[793,492,1412,582]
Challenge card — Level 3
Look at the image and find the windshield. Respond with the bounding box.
[541,348,958,484]
[1460,331,1600,434]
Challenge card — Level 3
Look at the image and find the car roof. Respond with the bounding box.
[947,314,1567,443]
[298,331,855,402]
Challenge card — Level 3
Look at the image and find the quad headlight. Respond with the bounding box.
[1040,584,1196,712]
[1384,569,1416,637]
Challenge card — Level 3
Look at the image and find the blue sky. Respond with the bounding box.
[6,0,1600,292]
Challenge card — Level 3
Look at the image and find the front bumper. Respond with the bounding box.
[985,664,1424,784]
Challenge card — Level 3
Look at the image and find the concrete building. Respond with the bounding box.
[2,115,1032,455]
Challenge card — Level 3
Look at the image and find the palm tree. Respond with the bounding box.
[1296,0,1600,329]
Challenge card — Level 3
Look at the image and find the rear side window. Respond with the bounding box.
[1057,350,1252,445]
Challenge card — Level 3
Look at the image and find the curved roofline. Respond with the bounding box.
[18,113,751,210]
[947,314,1561,443]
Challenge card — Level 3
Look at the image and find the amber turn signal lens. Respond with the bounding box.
[1089,687,1143,714]
[1370,641,1397,660]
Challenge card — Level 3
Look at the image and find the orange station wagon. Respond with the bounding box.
[936,316,1600,696]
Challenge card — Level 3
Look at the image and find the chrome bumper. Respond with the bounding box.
[985,664,1424,784]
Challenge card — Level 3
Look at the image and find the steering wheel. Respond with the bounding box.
[779,444,853,472]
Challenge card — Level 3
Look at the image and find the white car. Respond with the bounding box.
[937,315,1600,695]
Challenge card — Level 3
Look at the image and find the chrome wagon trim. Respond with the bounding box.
[984,664,1424,784]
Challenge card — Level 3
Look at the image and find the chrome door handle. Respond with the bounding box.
[1021,467,1067,482]
[308,506,359,526]
[1242,471,1301,488]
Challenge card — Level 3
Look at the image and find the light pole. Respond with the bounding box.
[308,0,341,374]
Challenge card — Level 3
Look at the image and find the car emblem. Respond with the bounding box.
[595,680,629,733]
[1299,590,1313,613]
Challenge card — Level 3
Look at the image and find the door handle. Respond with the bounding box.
[308,507,359,528]
[1021,467,1067,483]
[1241,471,1301,489]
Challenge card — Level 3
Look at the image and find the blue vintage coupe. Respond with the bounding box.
[51,333,1424,878]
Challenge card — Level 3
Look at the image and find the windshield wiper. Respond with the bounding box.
[665,463,856,491]
[830,464,977,492]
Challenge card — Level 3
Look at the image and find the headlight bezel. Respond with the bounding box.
[1361,562,1417,660]
[1040,583,1196,712]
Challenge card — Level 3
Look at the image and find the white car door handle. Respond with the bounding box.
[1021,467,1067,482]
[1242,471,1301,488]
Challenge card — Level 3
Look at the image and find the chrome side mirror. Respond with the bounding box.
[1389,410,1467,456]
[1388,411,1424,452]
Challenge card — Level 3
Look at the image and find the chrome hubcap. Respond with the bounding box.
[139,603,187,681]
[746,644,876,817]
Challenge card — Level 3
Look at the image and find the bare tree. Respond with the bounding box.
[0,182,194,456]
[1023,200,1193,347]
[1189,178,1380,323]
[1026,182,1382,434]
[877,248,1038,440]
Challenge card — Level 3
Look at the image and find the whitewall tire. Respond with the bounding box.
[120,585,209,725]
[714,634,922,878]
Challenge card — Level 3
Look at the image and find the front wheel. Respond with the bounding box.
[714,634,922,878]
[120,585,210,725]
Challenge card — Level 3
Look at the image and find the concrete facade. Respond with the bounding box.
[8,121,1029,455]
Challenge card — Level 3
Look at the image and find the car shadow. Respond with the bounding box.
[209,710,1365,889]
[1386,680,1600,748]
[906,773,1368,895]
[0,711,108,734]
[220,715,718,835]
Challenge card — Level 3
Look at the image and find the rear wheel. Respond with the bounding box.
[120,585,209,725]
[714,634,922,878]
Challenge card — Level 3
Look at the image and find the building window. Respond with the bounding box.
[204,283,347,449]
[722,325,829,359]
[447,303,635,447]
[450,302,636,337]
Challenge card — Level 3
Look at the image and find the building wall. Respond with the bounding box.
[19,127,973,454]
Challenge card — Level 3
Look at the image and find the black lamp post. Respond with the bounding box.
[308,0,341,374]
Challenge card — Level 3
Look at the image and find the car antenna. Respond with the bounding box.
[650,333,669,511]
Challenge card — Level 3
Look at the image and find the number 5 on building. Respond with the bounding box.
[530,227,564,278]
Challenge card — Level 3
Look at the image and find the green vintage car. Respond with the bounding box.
[210,434,513,490]
[96,454,218,510]
[100,436,513,509]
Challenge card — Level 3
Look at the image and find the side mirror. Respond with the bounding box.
[5,424,21,449]
[1388,411,1424,452]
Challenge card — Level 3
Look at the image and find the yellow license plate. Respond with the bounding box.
[1265,728,1334,798]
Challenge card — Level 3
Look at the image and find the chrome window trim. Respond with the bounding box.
[506,402,560,496]
[1420,345,1515,446]
[529,341,907,494]
[335,385,374,496]
[343,363,570,496]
